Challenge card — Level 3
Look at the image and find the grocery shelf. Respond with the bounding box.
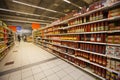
[0,42,14,53]
[107,30,120,33]
[0,43,14,61]
[40,1,120,30]
[56,50,106,69]
[44,41,106,57]
[59,16,120,30]
[33,1,120,79]
[107,43,120,47]
[106,55,120,60]
[45,29,120,36]
[76,41,107,45]
[106,68,120,74]
[75,49,106,56]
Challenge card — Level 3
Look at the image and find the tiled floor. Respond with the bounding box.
[0,41,97,80]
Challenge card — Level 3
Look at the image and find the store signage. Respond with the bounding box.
[8,26,17,32]
[17,26,22,31]
[32,23,40,29]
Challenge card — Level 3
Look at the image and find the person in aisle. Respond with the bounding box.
[23,35,27,42]
[17,35,21,42]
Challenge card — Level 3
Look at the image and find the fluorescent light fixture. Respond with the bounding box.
[12,0,66,15]
[0,8,58,20]
[63,0,82,9]
[2,19,49,24]
[0,14,52,22]
[63,0,71,3]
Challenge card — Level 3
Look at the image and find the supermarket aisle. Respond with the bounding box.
[0,42,96,80]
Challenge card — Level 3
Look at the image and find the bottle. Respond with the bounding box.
[98,67,102,76]
[101,69,106,78]
[91,34,94,42]
[96,12,99,20]
[96,34,102,42]
[96,45,99,53]
[84,17,86,23]
[90,14,93,21]
[99,11,103,20]
[90,54,93,61]
[93,54,96,62]
[96,55,99,63]
[97,23,100,31]
[94,23,97,32]
[100,22,104,31]
[99,56,102,65]
[88,24,91,32]
[104,22,109,31]
[93,13,95,21]
[91,24,94,32]
[102,57,107,66]
[80,18,82,24]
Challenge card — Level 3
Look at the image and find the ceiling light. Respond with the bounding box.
[63,0,82,9]
[63,0,71,3]
[64,9,70,12]
[54,4,59,6]
[0,14,52,22]
[12,0,66,15]
[0,8,58,20]
[2,19,49,24]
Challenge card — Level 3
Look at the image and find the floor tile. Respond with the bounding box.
[69,71,82,80]
[33,72,46,80]
[0,74,9,80]
[51,66,61,72]
[22,76,34,80]
[61,75,74,80]
[56,70,68,79]
[9,74,21,80]
[22,70,33,79]
[41,77,48,80]
[43,69,54,76]
[63,66,74,73]
[47,74,60,80]
[32,67,42,74]
[10,70,21,76]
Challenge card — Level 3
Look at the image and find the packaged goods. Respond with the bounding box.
[108,8,120,18]
[110,60,116,70]
[102,57,107,66]
[114,36,120,44]
[106,71,111,80]
[107,35,114,43]
[114,46,120,58]
[116,60,120,72]
[102,69,106,78]
[106,46,115,57]
[68,49,75,55]
[106,46,120,58]
[107,58,111,68]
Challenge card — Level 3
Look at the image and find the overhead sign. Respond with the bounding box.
[17,26,22,31]
[8,26,16,32]
[32,23,40,30]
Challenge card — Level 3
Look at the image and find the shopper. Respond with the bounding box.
[17,35,21,42]
[23,35,27,42]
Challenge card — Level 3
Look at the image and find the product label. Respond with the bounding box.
[97,37,101,42]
